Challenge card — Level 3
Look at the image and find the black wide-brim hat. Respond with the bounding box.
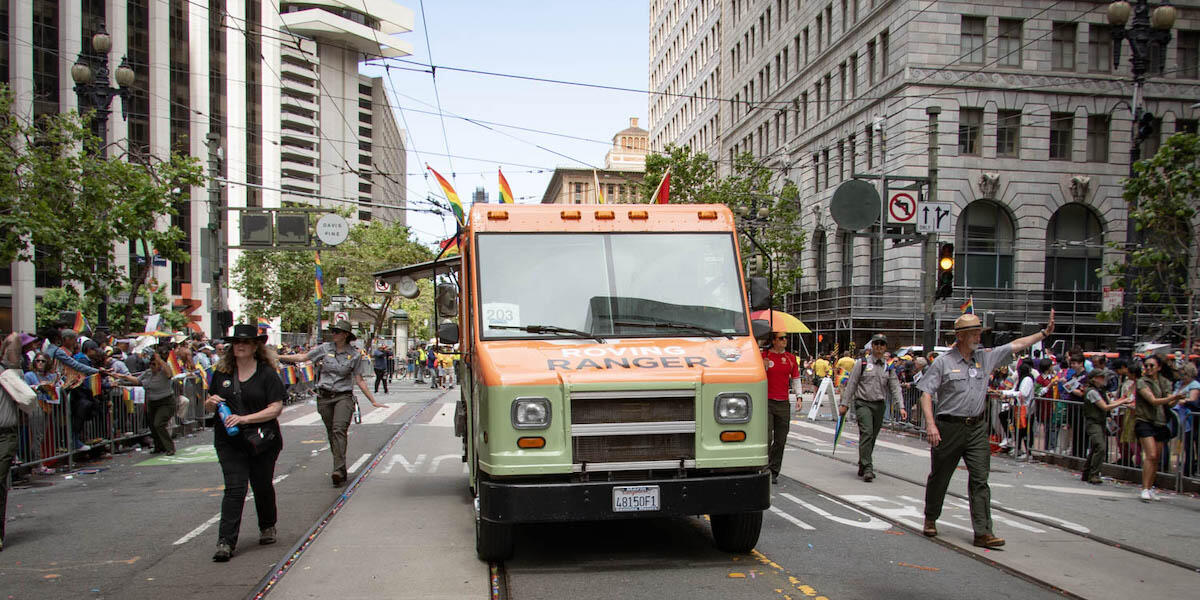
[224,323,269,343]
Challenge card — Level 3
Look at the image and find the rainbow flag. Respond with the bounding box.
[439,234,460,257]
[498,168,514,204]
[959,296,974,314]
[837,370,851,388]
[314,251,324,304]
[593,170,605,204]
[428,165,464,225]
[257,317,272,331]
[166,350,184,376]
[653,168,670,204]
[86,373,102,396]
[73,311,91,333]
[299,363,316,383]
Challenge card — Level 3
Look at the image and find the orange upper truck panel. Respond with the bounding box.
[468,203,737,233]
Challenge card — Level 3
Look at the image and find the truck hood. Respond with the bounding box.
[474,337,765,387]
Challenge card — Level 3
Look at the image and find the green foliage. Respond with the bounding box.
[233,249,324,333]
[35,285,183,334]
[0,85,204,321]
[1100,132,1199,335]
[35,288,87,331]
[643,145,807,302]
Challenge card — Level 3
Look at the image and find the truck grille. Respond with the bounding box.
[569,390,696,470]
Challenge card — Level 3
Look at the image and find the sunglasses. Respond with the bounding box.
[231,339,257,346]
[34,359,47,363]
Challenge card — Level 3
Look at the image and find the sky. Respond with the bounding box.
[357,1,651,247]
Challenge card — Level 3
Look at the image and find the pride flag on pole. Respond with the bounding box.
[439,235,460,257]
[314,251,324,304]
[498,168,514,204]
[959,296,974,314]
[428,165,465,225]
[166,350,184,376]
[653,168,671,204]
[593,170,605,204]
[73,311,91,333]
[257,317,271,331]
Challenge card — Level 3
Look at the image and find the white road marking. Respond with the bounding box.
[310,444,329,456]
[791,420,928,457]
[173,474,289,545]
[347,453,371,474]
[1022,484,1127,498]
[381,453,427,475]
[360,403,404,424]
[943,498,1046,533]
[283,411,324,426]
[779,492,891,530]
[769,506,816,530]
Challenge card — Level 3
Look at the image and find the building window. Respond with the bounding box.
[1141,116,1163,157]
[1052,22,1076,71]
[573,182,583,203]
[849,53,858,97]
[1086,115,1109,162]
[865,125,874,169]
[1089,29,1111,73]
[960,16,985,64]
[840,230,854,287]
[880,30,889,77]
[1178,31,1200,79]
[1045,203,1104,291]
[813,153,821,192]
[958,108,982,155]
[869,236,883,288]
[867,40,876,86]
[1049,112,1073,160]
[996,110,1021,157]
[816,15,823,51]
[997,19,1022,67]
[955,200,1014,288]
[1177,118,1199,134]
[814,229,828,289]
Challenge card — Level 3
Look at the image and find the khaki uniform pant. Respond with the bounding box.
[924,417,993,536]
[1082,420,1106,481]
[147,397,176,454]
[855,400,885,474]
[318,393,355,475]
[0,429,16,544]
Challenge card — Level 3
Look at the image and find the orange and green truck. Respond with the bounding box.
[433,203,771,560]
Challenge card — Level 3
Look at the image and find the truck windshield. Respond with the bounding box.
[477,232,748,339]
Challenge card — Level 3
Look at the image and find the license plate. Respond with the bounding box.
[612,485,660,513]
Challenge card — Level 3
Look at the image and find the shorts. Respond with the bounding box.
[1134,421,1171,442]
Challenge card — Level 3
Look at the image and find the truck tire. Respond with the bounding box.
[475,515,514,561]
[710,510,763,553]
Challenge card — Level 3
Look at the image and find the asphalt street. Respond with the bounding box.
[0,378,447,600]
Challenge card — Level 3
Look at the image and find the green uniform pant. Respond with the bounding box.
[855,400,885,474]
[1082,420,1106,481]
[0,429,17,544]
[924,417,993,536]
[318,393,355,476]
[147,397,176,454]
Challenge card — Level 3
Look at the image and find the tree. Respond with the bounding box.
[1102,132,1200,346]
[0,85,204,317]
[642,145,806,302]
[322,221,436,345]
[233,249,325,333]
[34,285,184,334]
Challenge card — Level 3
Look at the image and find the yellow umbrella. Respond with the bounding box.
[750,309,812,333]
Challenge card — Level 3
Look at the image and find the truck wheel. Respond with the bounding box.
[475,515,514,561]
[710,511,763,553]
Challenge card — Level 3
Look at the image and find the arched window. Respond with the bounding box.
[813,229,828,289]
[1044,203,1104,291]
[955,200,1014,288]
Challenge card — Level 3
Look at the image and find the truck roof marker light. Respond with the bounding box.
[487,210,509,220]
[561,210,582,220]
[698,210,718,220]
[628,210,649,220]
[595,210,615,220]
[517,436,546,449]
[720,431,746,443]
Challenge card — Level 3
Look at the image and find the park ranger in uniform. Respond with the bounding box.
[279,320,385,486]
[917,310,1055,548]
[838,334,906,482]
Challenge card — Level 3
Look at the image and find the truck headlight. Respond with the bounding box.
[714,392,752,424]
[511,397,551,429]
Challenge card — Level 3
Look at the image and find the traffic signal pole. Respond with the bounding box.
[921,107,941,353]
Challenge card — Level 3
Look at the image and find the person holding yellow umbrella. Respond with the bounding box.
[754,309,809,485]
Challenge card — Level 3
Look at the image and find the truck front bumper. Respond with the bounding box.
[478,471,770,523]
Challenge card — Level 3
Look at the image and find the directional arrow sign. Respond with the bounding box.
[916,201,954,234]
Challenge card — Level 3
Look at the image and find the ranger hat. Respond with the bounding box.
[868,334,889,346]
[1089,368,1113,381]
[329,320,357,341]
[953,313,986,332]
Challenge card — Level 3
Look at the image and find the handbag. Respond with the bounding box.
[230,366,280,456]
[1,367,36,414]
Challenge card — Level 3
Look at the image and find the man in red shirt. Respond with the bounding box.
[763,333,801,484]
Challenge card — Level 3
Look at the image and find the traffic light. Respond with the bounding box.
[935,243,954,300]
[1138,111,1157,143]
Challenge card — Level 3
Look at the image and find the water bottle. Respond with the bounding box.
[217,402,240,436]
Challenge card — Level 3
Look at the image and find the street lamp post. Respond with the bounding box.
[1107,0,1176,360]
[71,23,136,329]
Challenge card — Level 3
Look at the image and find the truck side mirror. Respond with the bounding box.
[438,322,460,345]
[751,319,772,342]
[748,276,770,311]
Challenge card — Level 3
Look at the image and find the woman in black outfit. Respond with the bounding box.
[204,324,285,562]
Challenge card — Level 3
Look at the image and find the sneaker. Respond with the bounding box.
[1150,488,1163,501]
[34,466,54,476]
[1140,489,1153,502]
[259,527,277,545]
[212,542,233,562]
[75,444,91,452]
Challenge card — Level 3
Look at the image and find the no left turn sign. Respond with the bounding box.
[887,192,917,224]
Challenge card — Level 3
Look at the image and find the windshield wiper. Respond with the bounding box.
[610,318,734,339]
[490,324,605,343]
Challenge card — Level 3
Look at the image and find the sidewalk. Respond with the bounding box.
[780,413,1200,599]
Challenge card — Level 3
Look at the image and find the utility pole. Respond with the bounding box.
[206,132,226,337]
[921,106,941,352]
